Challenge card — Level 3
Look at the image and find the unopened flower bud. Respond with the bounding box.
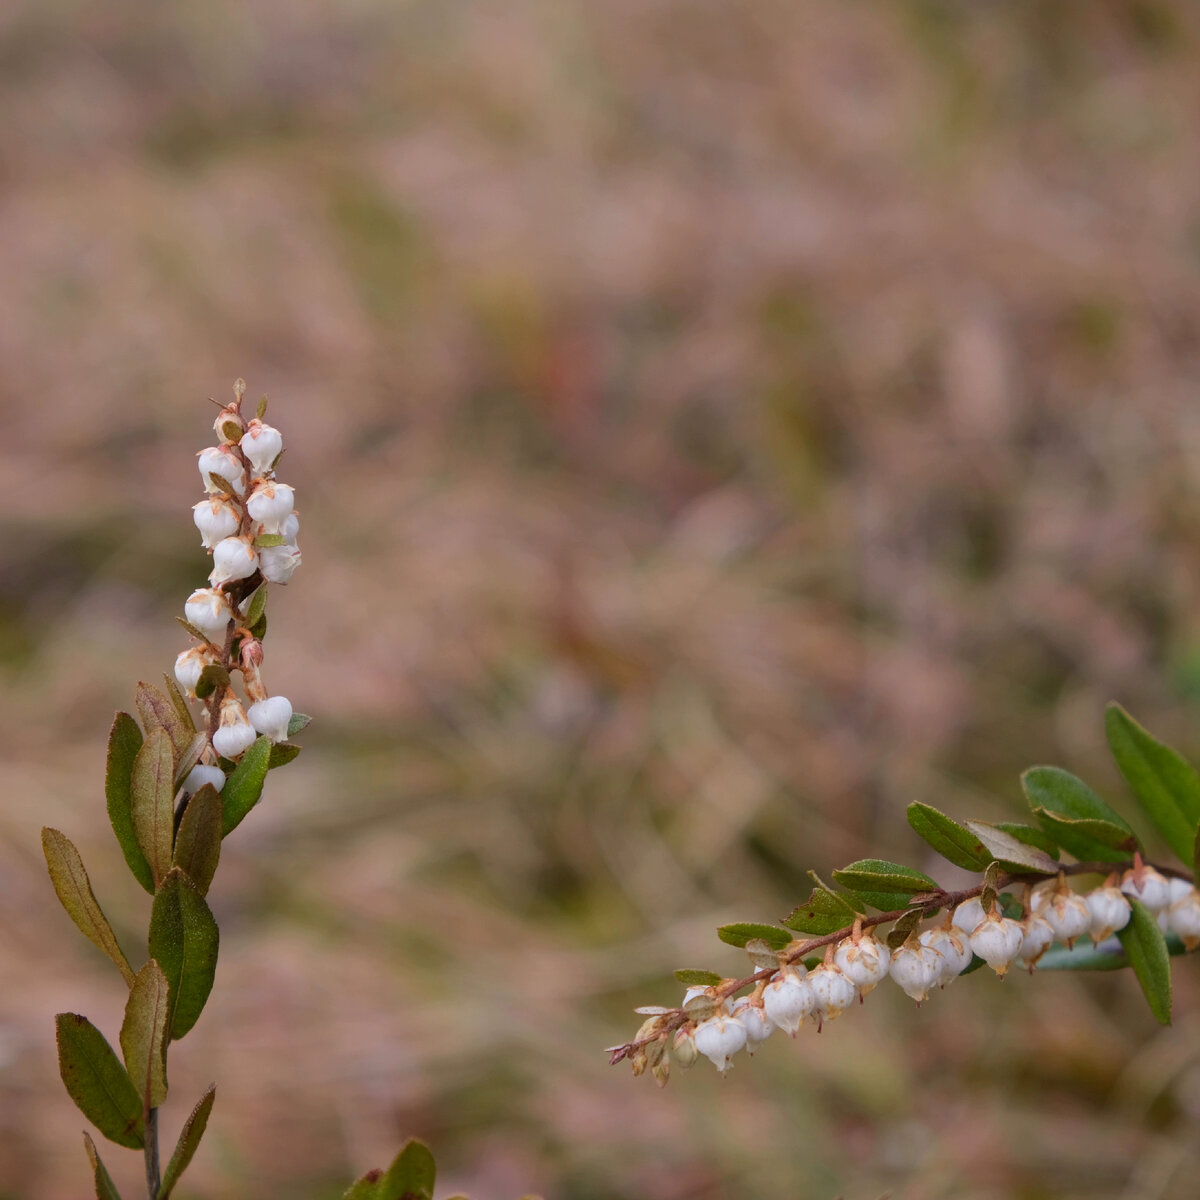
[1086,886,1131,943]
[808,964,857,1024]
[1042,890,1092,945]
[247,695,292,743]
[259,542,301,583]
[213,694,257,759]
[241,419,283,475]
[239,636,264,671]
[182,764,225,795]
[731,998,774,1053]
[213,404,245,445]
[246,480,295,534]
[693,1014,747,1074]
[197,445,246,496]
[834,934,891,994]
[889,941,942,1003]
[175,644,217,696]
[193,497,240,550]
[952,898,986,936]
[920,926,972,983]
[185,588,234,639]
[210,536,259,585]
[1122,865,1172,913]
[761,968,815,1036]
[969,912,1024,977]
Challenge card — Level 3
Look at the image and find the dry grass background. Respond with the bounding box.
[4,0,1200,1196]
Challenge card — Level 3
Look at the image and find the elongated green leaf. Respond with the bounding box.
[286,712,312,737]
[162,674,196,735]
[148,870,219,1039]
[173,785,222,896]
[42,828,135,986]
[1117,897,1172,1025]
[831,859,939,896]
[267,743,302,770]
[243,583,268,628]
[1106,703,1200,866]
[963,820,1060,874]
[993,821,1060,859]
[848,889,920,913]
[120,961,169,1109]
[194,663,231,700]
[220,736,272,835]
[783,874,862,934]
[885,908,925,950]
[83,1132,124,1200]
[381,1139,436,1200]
[136,681,192,758]
[172,732,208,790]
[56,1014,144,1149]
[716,923,791,951]
[1023,767,1138,862]
[907,802,992,871]
[105,713,154,895]
[673,969,723,986]
[131,728,175,889]
[160,1084,216,1199]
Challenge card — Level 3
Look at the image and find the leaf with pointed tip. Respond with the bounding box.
[136,682,192,758]
[1105,703,1200,866]
[220,420,243,443]
[885,907,925,950]
[159,1084,216,1199]
[673,969,723,987]
[1022,767,1138,862]
[83,1132,124,1200]
[42,828,135,986]
[256,395,268,419]
[220,736,272,835]
[120,961,169,1109]
[963,821,1060,874]
[131,728,175,889]
[195,664,231,701]
[173,785,222,896]
[907,802,992,871]
[268,743,302,770]
[286,712,311,737]
[377,1139,436,1200]
[206,472,236,495]
[106,713,154,894]
[782,874,862,934]
[56,1014,144,1149]
[162,674,196,733]
[148,870,219,1039]
[173,732,208,790]
[243,583,268,628]
[176,616,212,643]
[831,859,939,896]
[716,923,791,951]
[1117,897,1172,1025]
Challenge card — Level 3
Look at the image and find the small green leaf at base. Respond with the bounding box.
[105,713,154,895]
[120,961,170,1110]
[56,1014,144,1149]
[673,969,723,987]
[160,1084,216,1199]
[907,803,993,871]
[221,736,272,836]
[42,828,135,986]
[716,923,791,951]
[148,870,219,1040]
[1117,897,1172,1025]
[344,1139,437,1200]
[83,1132,124,1200]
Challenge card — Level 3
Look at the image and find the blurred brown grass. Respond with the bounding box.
[5,0,1200,1196]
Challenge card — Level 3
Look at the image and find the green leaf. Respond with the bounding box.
[907,802,993,871]
[1022,767,1138,862]
[782,873,862,934]
[268,743,302,770]
[963,820,1060,874]
[673,969,723,987]
[82,1132,124,1200]
[176,615,214,643]
[220,736,272,836]
[56,1014,144,1149]
[286,712,312,737]
[1037,940,1130,971]
[243,583,268,629]
[120,961,169,1109]
[343,1140,438,1200]
[173,784,222,896]
[847,889,921,913]
[206,472,236,495]
[1117,897,1172,1025]
[160,1084,216,1199]
[716,923,791,951]
[195,664,230,701]
[885,907,925,950]
[831,859,940,896]
[162,674,196,734]
[253,532,287,548]
[172,732,208,791]
[42,828,136,986]
[256,395,268,419]
[1106,703,1200,866]
[136,681,193,758]
[992,822,1060,859]
[131,728,175,889]
[148,870,219,1040]
[105,713,154,895]
[220,419,243,443]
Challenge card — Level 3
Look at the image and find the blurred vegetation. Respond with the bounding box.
[4,0,1200,1197]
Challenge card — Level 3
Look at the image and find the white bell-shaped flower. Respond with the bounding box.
[731,998,775,1053]
[693,1014,747,1074]
[889,942,942,1003]
[808,964,857,1024]
[281,511,300,546]
[1015,912,1055,969]
[246,481,295,534]
[212,694,257,759]
[1041,890,1092,945]
[1122,865,1172,913]
[240,419,284,476]
[969,912,1024,977]
[210,536,259,586]
[834,934,891,995]
[952,898,986,937]
[184,588,234,640]
[247,695,292,743]
[259,542,300,583]
[193,497,240,550]
[182,764,225,795]
[175,645,216,697]
[1086,886,1131,943]
[1163,880,1200,950]
[920,926,972,983]
[761,968,815,1036]
[197,445,246,496]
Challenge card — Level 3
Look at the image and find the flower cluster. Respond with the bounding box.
[175,380,300,772]
[620,861,1200,1084]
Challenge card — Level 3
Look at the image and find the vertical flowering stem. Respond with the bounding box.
[145,1108,160,1199]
